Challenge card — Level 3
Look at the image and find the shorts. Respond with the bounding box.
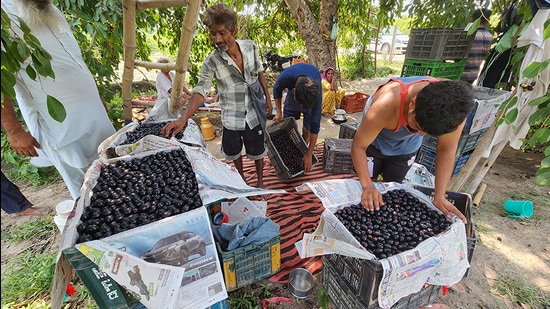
[367,145,417,182]
[221,124,267,161]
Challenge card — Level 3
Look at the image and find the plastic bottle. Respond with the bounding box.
[200,117,215,141]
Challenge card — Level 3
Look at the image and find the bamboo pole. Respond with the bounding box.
[472,182,487,207]
[136,0,188,10]
[121,0,137,122]
[169,0,201,116]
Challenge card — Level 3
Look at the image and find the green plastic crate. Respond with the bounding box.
[405,28,475,60]
[401,58,466,80]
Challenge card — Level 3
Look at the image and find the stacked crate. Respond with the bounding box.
[401,28,475,80]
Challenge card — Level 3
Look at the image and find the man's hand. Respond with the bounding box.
[273,112,282,125]
[360,184,384,211]
[433,195,467,223]
[161,118,187,138]
[302,154,313,174]
[7,130,41,157]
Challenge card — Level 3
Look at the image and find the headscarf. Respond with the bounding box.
[322,67,335,82]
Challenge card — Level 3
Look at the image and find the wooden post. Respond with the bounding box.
[170,0,201,117]
[121,0,137,122]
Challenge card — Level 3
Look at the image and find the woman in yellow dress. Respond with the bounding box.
[321,67,346,117]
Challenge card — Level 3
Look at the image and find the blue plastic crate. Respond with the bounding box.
[415,146,472,177]
[421,128,488,157]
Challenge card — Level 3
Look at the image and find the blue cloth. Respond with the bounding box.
[1,172,32,214]
[272,63,322,134]
[213,217,280,251]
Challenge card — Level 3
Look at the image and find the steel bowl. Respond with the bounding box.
[289,268,314,299]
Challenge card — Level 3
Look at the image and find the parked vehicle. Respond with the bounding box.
[142,230,206,266]
[368,27,409,54]
[262,50,301,72]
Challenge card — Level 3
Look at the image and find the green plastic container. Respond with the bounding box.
[401,58,466,80]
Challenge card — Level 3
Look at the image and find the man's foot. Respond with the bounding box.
[418,304,450,309]
[449,282,466,293]
[16,207,43,216]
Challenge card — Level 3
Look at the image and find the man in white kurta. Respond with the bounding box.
[1,0,116,199]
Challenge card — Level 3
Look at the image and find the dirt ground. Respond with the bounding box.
[1,77,549,309]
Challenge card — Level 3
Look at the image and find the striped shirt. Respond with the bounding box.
[461,28,493,84]
[192,40,264,131]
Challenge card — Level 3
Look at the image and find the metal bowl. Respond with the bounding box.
[289,268,314,299]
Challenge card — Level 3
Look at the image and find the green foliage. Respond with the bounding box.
[317,289,329,309]
[260,284,273,298]
[1,249,56,306]
[495,275,550,307]
[1,215,55,243]
[227,291,259,309]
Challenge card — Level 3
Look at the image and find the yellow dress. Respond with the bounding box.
[322,79,346,115]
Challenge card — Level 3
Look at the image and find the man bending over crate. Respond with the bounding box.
[351,76,474,224]
[272,63,322,174]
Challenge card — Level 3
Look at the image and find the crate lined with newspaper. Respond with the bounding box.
[298,183,473,309]
[265,117,318,181]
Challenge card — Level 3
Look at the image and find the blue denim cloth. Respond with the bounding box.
[1,172,32,214]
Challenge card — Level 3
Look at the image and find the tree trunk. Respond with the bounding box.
[284,0,337,70]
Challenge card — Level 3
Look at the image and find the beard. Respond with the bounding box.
[14,0,70,33]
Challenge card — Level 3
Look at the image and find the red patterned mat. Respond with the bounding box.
[225,142,358,283]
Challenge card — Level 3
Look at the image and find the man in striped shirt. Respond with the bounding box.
[461,8,493,84]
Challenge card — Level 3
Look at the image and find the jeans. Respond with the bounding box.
[1,172,32,214]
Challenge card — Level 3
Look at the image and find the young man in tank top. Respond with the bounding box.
[351,76,474,224]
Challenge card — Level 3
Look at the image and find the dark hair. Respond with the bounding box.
[202,3,237,32]
[295,77,320,109]
[473,8,492,24]
[414,80,474,136]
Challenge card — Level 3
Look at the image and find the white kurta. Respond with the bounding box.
[3,0,116,198]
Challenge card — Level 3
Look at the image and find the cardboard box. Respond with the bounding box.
[464,86,511,134]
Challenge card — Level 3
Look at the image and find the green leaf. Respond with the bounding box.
[523,59,550,79]
[528,106,550,126]
[46,95,66,123]
[504,108,518,124]
[25,65,37,80]
[528,94,550,107]
[541,156,550,168]
[535,167,550,186]
[529,127,550,144]
[1,69,16,99]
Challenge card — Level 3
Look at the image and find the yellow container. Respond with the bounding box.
[200,117,215,141]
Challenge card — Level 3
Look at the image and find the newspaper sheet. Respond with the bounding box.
[76,207,227,309]
[295,179,469,309]
[470,88,511,133]
[221,196,267,225]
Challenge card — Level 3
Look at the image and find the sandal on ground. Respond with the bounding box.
[449,282,466,293]
[417,304,450,309]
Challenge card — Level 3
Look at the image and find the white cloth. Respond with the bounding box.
[156,71,175,99]
[484,9,550,157]
[3,0,116,199]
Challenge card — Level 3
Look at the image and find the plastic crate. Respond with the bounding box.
[205,202,281,292]
[341,92,369,113]
[421,128,489,157]
[265,117,319,181]
[401,58,466,80]
[323,255,441,309]
[323,138,356,174]
[412,185,477,277]
[338,121,360,139]
[405,28,475,60]
[216,236,281,292]
[415,146,473,177]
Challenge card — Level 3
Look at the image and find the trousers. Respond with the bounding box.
[1,171,32,214]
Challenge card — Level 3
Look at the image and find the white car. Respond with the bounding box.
[369,28,409,54]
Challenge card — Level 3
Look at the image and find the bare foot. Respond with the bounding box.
[418,304,450,309]
[16,207,43,216]
[449,282,466,293]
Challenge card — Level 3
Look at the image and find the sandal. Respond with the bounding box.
[449,282,466,293]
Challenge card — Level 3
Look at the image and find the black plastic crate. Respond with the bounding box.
[323,138,356,174]
[323,256,442,309]
[265,117,318,181]
[338,121,360,139]
[405,28,475,60]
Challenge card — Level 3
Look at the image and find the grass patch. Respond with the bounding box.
[495,275,550,307]
[1,215,57,243]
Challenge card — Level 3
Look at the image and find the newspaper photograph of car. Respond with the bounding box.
[142,230,207,266]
